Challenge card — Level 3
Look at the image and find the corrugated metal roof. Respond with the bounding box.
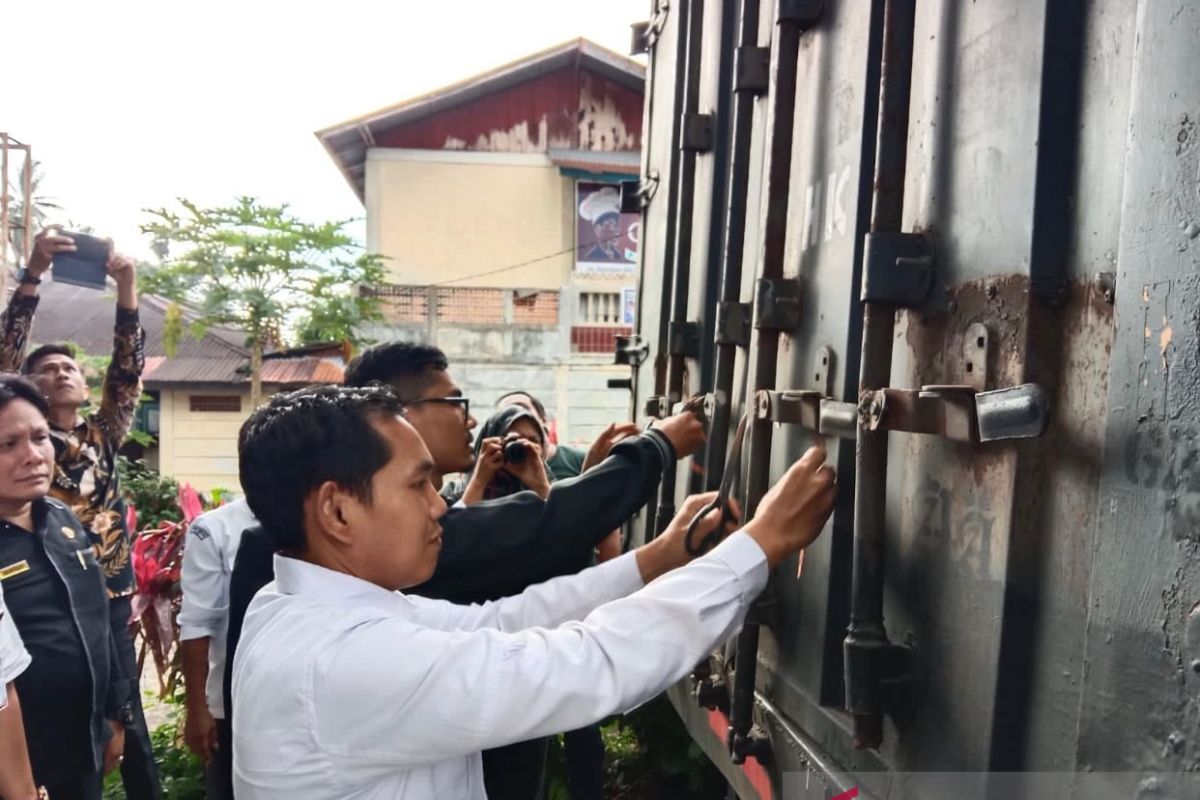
[143,355,343,387]
[29,281,247,360]
[548,148,641,176]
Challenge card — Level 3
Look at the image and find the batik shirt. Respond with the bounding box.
[0,292,146,598]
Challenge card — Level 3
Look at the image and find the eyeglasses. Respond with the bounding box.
[404,396,470,421]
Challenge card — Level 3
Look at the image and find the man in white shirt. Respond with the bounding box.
[178,498,259,800]
[0,582,39,800]
[232,384,836,800]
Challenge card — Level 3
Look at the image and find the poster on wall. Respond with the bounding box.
[622,287,637,325]
[576,182,639,274]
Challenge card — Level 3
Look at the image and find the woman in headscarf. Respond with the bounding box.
[458,404,552,506]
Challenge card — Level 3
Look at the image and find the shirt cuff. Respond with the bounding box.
[9,293,39,312]
[705,530,769,602]
[115,305,140,327]
[597,548,647,596]
[1,649,31,684]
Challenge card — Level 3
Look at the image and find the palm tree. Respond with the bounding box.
[6,159,61,267]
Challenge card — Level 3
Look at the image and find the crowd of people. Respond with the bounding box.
[0,229,837,800]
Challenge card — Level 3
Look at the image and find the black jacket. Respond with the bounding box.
[0,498,132,774]
[223,428,675,716]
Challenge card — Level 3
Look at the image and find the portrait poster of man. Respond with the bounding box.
[575,182,638,273]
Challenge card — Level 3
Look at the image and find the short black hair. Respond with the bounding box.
[496,391,547,421]
[238,385,404,552]
[23,344,76,375]
[343,342,449,404]
[0,374,50,417]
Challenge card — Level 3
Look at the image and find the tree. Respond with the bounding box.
[140,197,386,409]
[6,159,62,265]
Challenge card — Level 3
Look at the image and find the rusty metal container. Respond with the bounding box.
[617,0,1200,797]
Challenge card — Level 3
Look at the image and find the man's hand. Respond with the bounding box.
[26,228,76,278]
[503,436,551,499]
[652,409,706,460]
[581,422,641,472]
[184,703,219,765]
[106,249,138,310]
[744,446,837,568]
[103,720,126,775]
[634,492,742,582]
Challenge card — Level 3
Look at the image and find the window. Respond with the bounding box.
[189,395,242,413]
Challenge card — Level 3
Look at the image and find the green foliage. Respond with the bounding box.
[545,695,727,799]
[139,197,386,350]
[117,456,182,528]
[102,687,205,800]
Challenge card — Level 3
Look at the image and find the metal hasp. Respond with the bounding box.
[754,277,802,331]
[613,334,649,368]
[846,0,919,752]
[619,172,660,213]
[756,389,859,440]
[691,656,731,715]
[863,384,1050,444]
[681,113,715,152]
[734,46,770,95]
[715,302,752,347]
[668,321,702,358]
[776,0,825,25]
[729,724,772,767]
[861,231,934,307]
[644,395,672,419]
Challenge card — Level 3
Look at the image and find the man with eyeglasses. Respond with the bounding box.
[220,342,705,798]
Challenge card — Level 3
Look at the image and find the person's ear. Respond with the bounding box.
[312,481,356,546]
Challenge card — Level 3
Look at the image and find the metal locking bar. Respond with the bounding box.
[863,383,1049,444]
[755,389,858,440]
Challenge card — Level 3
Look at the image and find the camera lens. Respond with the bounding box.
[503,440,527,464]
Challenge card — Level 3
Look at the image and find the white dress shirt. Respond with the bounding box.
[232,530,768,800]
[179,498,258,719]
[0,582,32,709]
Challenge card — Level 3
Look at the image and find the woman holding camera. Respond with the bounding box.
[458,405,553,506]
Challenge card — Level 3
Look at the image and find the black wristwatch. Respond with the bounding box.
[117,702,135,725]
[16,268,41,286]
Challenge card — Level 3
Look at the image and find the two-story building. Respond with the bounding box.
[317,38,643,444]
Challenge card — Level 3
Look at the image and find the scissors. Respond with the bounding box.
[684,411,749,556]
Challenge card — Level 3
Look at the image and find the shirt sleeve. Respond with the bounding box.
[412,430,675,604]
[179,522,229,640]
[94,306,146,447]
[401,550,645,632]
[0,585,32,694]
[312,531,768,771]
[0,293,39,373]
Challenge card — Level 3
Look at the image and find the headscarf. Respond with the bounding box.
[467,404,550,500]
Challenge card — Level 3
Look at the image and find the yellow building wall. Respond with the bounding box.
[156,388,252,495]
[365,150,574,289]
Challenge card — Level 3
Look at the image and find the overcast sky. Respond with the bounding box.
[4,0,649,259]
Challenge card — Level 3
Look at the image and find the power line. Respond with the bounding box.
[432,231,628,287]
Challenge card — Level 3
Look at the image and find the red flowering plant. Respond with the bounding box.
[122,460,225,699]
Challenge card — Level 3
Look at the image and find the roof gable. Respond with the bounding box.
[317,38,645,201]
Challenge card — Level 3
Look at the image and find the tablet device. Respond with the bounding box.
[51,231,110,290]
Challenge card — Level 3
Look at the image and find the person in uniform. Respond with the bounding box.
[0,375,133,800]
[0,228,160,800]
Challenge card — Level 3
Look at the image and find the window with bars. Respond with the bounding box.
[189,395,242,413]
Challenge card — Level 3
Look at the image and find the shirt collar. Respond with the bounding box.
[272,554,400,612]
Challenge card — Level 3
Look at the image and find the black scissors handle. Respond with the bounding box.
[684,413,749,556]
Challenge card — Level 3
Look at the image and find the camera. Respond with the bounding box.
[503,439,529,465]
